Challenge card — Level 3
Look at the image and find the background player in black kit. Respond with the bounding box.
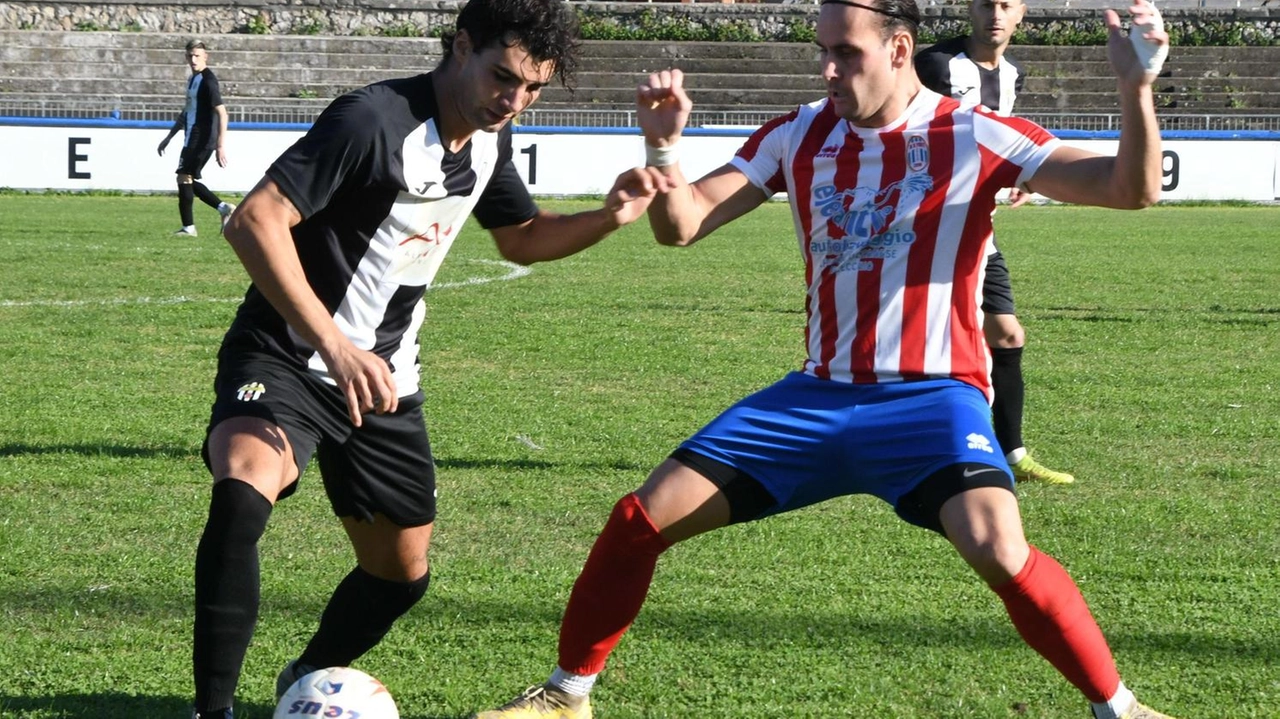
[158,39,235,238]
[188,0,670,716]
[915,0,1076,485]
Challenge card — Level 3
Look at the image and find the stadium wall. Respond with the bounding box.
[1,120,1277,201]
[0,0,1276,38]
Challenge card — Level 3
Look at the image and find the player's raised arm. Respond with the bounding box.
[1023,0,1166,209]
[639,69,767,247]
[487,165,671,266]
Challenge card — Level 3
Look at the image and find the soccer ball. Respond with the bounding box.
[273,666,399,719]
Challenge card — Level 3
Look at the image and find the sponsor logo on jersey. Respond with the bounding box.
[811,172,933,272]
[816,144,842,158]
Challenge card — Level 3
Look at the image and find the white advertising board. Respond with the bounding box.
[0,122,1275,201]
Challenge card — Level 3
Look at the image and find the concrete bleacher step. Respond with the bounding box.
[0,76,370,99]
[1,30,1278,118]
[0,29,441,56]
[0,59,423,87]
[0,45,439,71]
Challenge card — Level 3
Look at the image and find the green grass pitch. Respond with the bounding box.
[0,194,1277,718]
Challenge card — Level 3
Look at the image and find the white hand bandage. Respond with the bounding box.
[1129,1,1169,76]
[645,142,680,167]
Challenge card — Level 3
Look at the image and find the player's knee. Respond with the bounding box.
[177,174,194,184]
[984,319,1025,348]
[954,533,1030,586]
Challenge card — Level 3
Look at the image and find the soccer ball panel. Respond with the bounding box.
[273,666,399,719]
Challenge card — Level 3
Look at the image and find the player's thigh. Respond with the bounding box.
[176,147,212,179]
[939,486,1029,585]
[204,351,331,501]
[317,390,436,531]
[634,457,732,544]
[675,372,855,521]
[206,417,299,501]
[981,250,1018,325]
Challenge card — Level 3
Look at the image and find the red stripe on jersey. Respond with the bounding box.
[847,128,906,383]
[978,107,1058,147]
[736,108,798,163]
[946,144,1009,396]
[898,107,957,380]
[765,167,787,195]
[795,105,842,379]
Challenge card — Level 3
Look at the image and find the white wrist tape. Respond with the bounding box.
[1129,1,1169,76]
[645,142,679,167]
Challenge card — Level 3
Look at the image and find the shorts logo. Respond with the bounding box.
[236,382,266,402]
[966,432,994,453]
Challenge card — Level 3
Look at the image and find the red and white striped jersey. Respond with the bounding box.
[729,87,1060,398]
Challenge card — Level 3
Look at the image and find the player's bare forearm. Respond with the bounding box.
[490,210,617,265]
[1109,83,1162,208]
[647,165,704,246]
[215,105,229,148]
[649,164,764,247]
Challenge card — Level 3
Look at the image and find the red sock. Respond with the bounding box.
[558,493,671,675]
[993,546,1121,703]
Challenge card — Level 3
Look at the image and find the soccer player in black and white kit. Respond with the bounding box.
[188,0,670,716]
[915,0,1076,485]
[158,39,235,238]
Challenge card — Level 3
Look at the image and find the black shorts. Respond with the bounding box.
[176,145,214,180]
[203,348,437,527]
[982,249,1016,316]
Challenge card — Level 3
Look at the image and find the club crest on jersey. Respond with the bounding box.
[906,135,930,173]
[235,382,266,402]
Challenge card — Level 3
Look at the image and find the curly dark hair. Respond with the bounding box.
[439,0,581,90]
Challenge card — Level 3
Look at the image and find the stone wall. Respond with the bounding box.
[0,0,1276,40]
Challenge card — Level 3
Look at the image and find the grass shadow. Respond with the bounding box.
[0,442,196,460]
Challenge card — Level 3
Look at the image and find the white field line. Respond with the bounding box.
[0,259,531,308]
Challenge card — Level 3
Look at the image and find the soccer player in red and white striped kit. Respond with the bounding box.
[476,1,1176,718]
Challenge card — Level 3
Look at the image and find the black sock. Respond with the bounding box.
[178,182,195,226]
[193,181,222,209]
[193,479,272,713]
[297,567,430,668]
[990,345,1025,456]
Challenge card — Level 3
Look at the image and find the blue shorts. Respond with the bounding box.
[678,372,1013,529]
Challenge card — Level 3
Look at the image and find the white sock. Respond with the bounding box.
[183,225,196,232]
[1091,681,1137,719]
[548,666,597,697]
[1006,446,1028,464]
[217,202,232,213]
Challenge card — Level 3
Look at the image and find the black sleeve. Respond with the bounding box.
[1009,56,1026,96]
[265,93,385,220]
[471,126,538,229]
[204,70,224,108]
[914,49,952,97]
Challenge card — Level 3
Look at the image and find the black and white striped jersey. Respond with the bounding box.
[183,68,223,150]
[914,36,1025,116]
[221,73,538,396]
